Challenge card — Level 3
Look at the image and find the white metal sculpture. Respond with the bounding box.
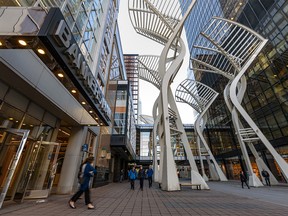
[175,79,228,181]
[129,0,209,190]
[191,17,288,185]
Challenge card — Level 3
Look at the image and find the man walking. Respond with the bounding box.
[240,171,250,189]
[128,167,137,190]
[138,165,146,191]
[147,165,154,188]
[261,169,271,186]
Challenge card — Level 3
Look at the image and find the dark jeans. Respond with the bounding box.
[140,178,144,190]
[148,176,152,188]
[241,181,250,189]
[265,177,271,186]
[130,179,135,189]
[70,188,91,205]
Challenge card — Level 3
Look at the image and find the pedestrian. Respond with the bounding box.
[120,169,124,183]
[261,169,271,186]
[69,156,97,209]
[138,165,146,191]
[128,166,137,190]
[147,165,154,188]
[127,169,130,182]
[240,170,250,189]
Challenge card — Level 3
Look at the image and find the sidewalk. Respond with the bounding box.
[0,180,287,215]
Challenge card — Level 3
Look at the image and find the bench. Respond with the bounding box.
[179,183,201,190]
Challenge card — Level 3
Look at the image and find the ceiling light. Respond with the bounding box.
[57,73,64,78]
[239,2,243,5]
[0,41,2,46]
[37,48,45,54]
[18,40,27,46]
[230,17,234,20]
[8,117,13,120]
[89,110,93,113]
[100,123,103,125]
[81,101,86,105]
[71,89,77,93]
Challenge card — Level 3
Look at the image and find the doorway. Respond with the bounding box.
[0,128,61,208]
[0,128,29,208]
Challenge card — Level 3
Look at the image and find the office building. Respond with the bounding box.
[0,0,136,207]
[185,0,288,180]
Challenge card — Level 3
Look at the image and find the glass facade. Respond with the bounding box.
[184,0,288,180]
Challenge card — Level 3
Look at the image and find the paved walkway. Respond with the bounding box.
[0,180,288,215]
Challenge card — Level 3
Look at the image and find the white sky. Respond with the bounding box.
[118,1,196,124]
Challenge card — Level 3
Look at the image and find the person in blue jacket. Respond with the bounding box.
[128,166,138,190]
[147,165,154,188]
[69,156,97,209]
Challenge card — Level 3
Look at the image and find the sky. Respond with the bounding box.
[118,1,196,124]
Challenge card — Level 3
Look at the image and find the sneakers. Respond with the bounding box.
[87,203,95,209]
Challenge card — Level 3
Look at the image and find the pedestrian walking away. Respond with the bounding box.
[138,165,146,191]
[128,166,137,190]
[147,165,154,188]
[240,171,250,189]
[119,169,124,183]
[261,169,271,186]
[69,156,97,209]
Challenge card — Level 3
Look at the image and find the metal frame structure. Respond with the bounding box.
[190,17,288,186]
[129,0,209,190]
[0,129,30,209]
[175,79,228,181]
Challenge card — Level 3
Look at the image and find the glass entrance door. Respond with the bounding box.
[0,128,30,209]
[14,140,60,201]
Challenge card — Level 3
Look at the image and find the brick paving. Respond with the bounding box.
[0,180,287,216]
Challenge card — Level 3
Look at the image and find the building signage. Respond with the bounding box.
[38,8,111,124]
[53,20,111,120]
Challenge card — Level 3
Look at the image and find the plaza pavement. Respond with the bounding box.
[0,180,287,216]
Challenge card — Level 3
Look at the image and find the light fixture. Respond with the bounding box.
[239,2,243,5]
[71,89,77,94]
[95,117,98,120]
[100,123,103,125]
[57,73,64,78]
[89,110,93,113]
[231,17,234,20]
[8,117,13,121]
[0,41,2,46]
[18,40,27,46]
[81,101,86,105]
[37,48,45,54]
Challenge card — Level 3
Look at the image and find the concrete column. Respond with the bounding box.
[56,126,87,194]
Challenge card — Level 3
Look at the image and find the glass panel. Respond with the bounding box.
[0,129,30,206]
[23,141,60,199]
